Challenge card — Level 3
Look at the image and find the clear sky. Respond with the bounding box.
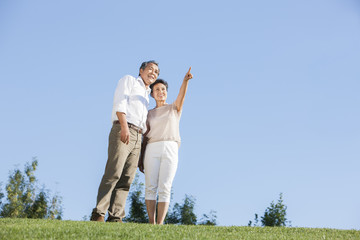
[1,0,359,229]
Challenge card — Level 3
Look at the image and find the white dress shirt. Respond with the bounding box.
[111,75,151,132]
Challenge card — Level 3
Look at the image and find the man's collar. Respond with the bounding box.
[136,76,151,92]
[136,76,145,86]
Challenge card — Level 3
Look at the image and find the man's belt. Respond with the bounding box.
[113,121,142,134]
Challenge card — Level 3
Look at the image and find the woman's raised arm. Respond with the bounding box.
[174,67,193,112]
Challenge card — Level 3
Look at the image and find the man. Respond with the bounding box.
[91,61,159,222]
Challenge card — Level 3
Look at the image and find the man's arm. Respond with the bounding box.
[113,75,133,144]
[116,112,130,144]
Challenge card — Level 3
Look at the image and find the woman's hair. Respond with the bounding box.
[150,79,168,95]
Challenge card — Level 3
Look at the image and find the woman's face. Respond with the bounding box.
[152,83,167,101]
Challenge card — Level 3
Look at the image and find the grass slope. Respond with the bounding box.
[0,218,359,240]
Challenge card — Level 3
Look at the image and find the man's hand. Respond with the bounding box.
[116,112,130,144]
[184,67,193,81]
[120,125,130,144]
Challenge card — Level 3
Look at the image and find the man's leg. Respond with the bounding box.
[91,124,131,219]
[107,129,142,221]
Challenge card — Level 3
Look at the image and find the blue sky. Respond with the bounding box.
[1,0,359,229]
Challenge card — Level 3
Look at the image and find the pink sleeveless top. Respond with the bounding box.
[145,103,182,147]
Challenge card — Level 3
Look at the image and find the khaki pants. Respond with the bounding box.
[93,124,141,220]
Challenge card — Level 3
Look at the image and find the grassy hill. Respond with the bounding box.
[1,218,359,240]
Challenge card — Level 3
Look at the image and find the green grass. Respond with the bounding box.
[0,218,359,240]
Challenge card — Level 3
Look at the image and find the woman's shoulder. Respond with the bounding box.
[148,104,177,116]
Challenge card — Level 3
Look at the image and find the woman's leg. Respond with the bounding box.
[144,142,161,224]
[157,141,179,224]
[145,200,157,224]
[157,202,170,225]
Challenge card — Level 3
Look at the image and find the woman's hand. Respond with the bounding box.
[138,158,144,173]
[184,67,193,81]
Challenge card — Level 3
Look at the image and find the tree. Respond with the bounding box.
[166,195,197,225]
[248,213,259,227]
[0,183,4,210]
[0,158,63,219]
[1,163,34,218]
[47,191,62,220]
[199,210,217,226]
[248,193,289,227]
[261,193,288,226]
[124,173,148,223]
[179,195,197,225]
[27,190,47,219]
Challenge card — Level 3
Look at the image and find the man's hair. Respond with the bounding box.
[139,60,160,76]
[150,79,168,96]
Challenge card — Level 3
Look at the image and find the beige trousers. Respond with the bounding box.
[92,124,141,220]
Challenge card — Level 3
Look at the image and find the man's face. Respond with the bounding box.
[139,63,159,87]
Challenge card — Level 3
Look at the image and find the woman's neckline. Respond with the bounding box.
[154,103,169,109]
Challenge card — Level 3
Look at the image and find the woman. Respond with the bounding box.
[138,67,193,224]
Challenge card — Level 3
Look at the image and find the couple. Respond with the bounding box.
[90,60,193,224]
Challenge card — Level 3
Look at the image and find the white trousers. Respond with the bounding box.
[144,141,178,202]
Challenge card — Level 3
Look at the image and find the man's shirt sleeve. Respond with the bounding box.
[113,75,133,116]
